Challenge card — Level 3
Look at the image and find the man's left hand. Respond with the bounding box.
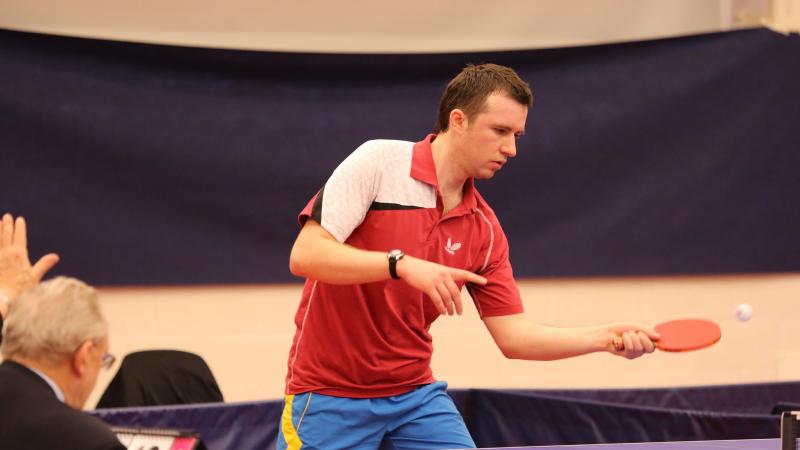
[606,323,659,359]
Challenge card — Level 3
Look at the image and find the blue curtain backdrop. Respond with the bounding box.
[2,28,799,286]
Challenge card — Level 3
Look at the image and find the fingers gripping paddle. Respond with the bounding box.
[654,319,721,352]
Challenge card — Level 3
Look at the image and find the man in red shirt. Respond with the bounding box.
[279,64,658,450]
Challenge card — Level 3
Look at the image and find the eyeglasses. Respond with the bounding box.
[72,341,117,369]
[100,353,116,370]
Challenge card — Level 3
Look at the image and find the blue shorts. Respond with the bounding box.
[277,381,475,450]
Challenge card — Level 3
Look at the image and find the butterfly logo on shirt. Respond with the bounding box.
[445,237,462,255]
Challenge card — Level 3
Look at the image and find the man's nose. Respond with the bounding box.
[501,140,517,158]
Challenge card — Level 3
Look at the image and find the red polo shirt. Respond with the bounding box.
[285,134,523,398]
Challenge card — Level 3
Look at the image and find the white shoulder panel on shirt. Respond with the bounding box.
[320,139,436,242]
[365,140,436,209]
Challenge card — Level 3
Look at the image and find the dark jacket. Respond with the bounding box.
[0,360,125,450]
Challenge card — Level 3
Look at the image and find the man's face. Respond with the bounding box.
[459,92,528,179]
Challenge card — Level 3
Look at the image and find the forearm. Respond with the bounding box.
[485,313,658,361]
[505,324,609,361]
[289,220,393,284]
[484,314,610,361]
[290,236,391,284]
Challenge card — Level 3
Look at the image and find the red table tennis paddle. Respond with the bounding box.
[612,318,721,353]
[654,318,721,352]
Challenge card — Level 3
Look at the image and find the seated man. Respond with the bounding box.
[0,213,124,450]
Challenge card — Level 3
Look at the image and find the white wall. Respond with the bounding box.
[0,0,777,53]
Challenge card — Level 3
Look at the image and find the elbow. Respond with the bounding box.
[497,342,524,360]
[289,247,308,278]
[289,258,303,278]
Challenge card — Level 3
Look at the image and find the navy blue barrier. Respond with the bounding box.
[461,389,780,448]
[91,399,282,450]
[91,382,798,449]
[502,381,800,415]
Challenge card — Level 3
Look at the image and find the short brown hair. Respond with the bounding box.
[435,63,533,133]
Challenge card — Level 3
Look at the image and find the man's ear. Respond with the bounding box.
[71,340,92,377]
[449,108,468,133]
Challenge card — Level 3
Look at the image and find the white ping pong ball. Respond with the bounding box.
[735,303,753,322]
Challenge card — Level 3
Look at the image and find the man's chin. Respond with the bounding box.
[475,170,498,180]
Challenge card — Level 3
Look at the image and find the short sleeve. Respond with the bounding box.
[467,211,524,318]
[298,141,383,242]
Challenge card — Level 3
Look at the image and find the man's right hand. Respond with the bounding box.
[395,255,487,316]
[290,219,487,316]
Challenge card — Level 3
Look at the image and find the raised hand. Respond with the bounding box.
[0,213,60,299]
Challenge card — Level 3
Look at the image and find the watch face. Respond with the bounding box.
[389,249,403,259]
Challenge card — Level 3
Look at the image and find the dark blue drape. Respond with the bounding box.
[2,28,799,285]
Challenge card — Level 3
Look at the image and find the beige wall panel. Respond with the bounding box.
[84,273,800,408]
[0,0,768,53]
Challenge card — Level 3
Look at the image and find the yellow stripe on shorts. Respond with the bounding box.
[281,394,303,450]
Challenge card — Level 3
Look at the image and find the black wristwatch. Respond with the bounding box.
[387,249,405,280]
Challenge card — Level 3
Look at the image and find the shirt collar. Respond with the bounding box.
[411,134,478,211]
[29,365,66,403]
[410,134,439,187]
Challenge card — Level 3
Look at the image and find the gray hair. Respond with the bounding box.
[1,276,109,364]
